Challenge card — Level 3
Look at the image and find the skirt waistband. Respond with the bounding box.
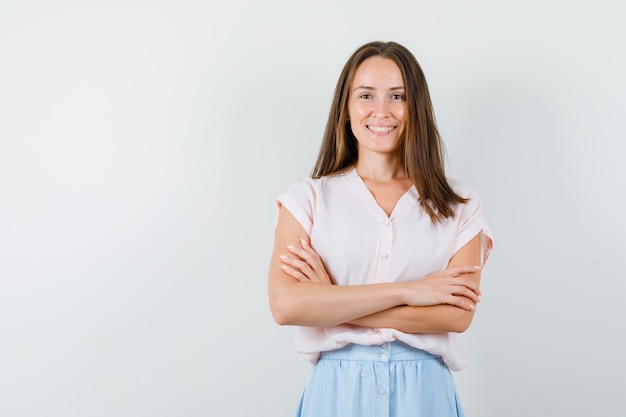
[319,341,440,362]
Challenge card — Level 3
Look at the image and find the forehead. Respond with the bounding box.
[351,56,404,88]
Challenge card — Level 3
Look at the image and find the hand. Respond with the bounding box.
[279,239,333,285]
[402,266,482,311]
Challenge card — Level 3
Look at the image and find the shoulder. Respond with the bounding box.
[447,177,481,201]
[281,176,322,202]
[275,171,352,234]
[445,177,485,220]
[446,178,493,264]
[283,170,352,195]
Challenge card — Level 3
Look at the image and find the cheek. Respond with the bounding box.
[396,105,407,122]
[350,104,370,121]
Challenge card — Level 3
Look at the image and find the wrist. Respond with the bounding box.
[387,281,409,306]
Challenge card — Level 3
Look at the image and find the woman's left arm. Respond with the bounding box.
[280,233,483,333]
[349,233,482,333]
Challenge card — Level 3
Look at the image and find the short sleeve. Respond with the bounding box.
[275,178,317,236]
[452,184,493,266]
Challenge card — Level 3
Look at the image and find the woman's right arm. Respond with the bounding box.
[268,206,481,327]
[268,206,409,327]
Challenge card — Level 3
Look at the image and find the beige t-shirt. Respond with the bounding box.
[276,168,493,371]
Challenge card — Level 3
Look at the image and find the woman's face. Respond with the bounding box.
[348,56,407,158]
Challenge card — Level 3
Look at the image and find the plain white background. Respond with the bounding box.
[1,1,625,416]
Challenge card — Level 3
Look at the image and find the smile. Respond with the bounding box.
[367,125,396,134]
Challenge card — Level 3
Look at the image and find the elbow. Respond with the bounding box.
[271,308,291,326]
[446,309,475,333]
[269,296,297,326]
[449,320,471,333]
[268,280,293,326]
[268,279,315,326]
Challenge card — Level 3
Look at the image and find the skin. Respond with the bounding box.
[268,57,482,333]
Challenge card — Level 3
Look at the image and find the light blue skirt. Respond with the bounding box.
[295,341,465,417]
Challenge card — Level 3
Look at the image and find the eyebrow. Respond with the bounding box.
[353,86,405,92]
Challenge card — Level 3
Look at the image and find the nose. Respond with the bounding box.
[373,98,389,118]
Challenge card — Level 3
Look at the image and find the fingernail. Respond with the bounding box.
[300,238,308,246]
[287,245,295,251]
[474,266,482,270]
[279,255,288,261]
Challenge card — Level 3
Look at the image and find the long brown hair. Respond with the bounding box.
[311,41,467,224]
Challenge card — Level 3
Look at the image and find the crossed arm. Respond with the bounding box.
[267,205,482,334]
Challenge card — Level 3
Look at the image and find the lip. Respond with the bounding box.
[367,125,397,135]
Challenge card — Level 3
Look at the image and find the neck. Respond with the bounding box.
[354,153,406,183]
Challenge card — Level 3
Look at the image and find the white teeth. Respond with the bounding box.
[368,126,394,133]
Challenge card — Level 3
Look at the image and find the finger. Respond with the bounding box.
[446,265,482,277]
[292,261,319,282]
[280,254,306,270]
[449,277,481,295]
[299,238,323,257]
[445,295,476,311]
[280,255,323,283]
[451,286,481,304]
[298,239,318,261]
[280,264,310,282]
[448,282,481,299]
[288,244,324,271]
[288,241,332,285]
[287,244,312,261]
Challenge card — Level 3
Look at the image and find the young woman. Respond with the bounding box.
[268,41,493,417]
